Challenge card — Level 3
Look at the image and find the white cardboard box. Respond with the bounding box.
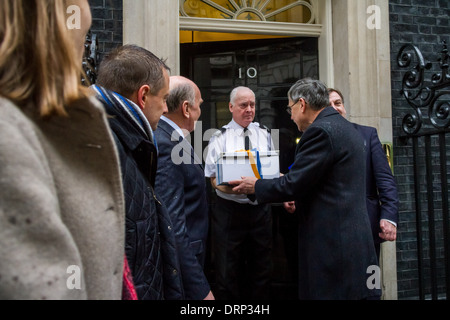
[216,150,280,185]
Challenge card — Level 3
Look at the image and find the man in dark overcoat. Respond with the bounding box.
[231,79,381,300]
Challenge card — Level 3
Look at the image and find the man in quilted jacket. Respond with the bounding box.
[93,45,184,299]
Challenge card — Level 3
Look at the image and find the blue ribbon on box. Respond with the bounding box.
[253,149,263,179]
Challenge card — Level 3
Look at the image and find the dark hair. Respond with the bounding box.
[328,88,345,104]
[287,78,329,111]
[96,44,170,99]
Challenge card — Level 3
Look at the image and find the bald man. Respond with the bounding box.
[154,76,214,300]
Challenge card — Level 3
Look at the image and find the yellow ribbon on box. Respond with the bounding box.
[235,149,261,179]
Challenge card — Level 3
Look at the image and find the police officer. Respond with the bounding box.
[205,86,275,300]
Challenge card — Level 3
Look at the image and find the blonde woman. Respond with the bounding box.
[0,0,126,299]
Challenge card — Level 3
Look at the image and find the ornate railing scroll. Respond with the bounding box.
[82,31,99,86]
[397,41,450,137]
[397,41,450,300]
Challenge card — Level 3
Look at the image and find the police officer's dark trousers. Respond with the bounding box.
[212,196,272,300]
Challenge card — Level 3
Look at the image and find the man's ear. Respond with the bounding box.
[300,98,307,113]
[137,85,151,110]
[182,101,190,119]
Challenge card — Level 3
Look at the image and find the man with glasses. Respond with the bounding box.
[205,86,275,300]
[230,79,381,300]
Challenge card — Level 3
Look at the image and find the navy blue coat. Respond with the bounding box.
[154,118,211,300]
[353,124,399,245]
[255,107,380,300]
[95,88,184,300]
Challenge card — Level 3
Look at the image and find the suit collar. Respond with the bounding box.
[159,116,185,141]
[157,118,203,167]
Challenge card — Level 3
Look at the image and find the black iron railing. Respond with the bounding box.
[82,31,99,86]
[398,41,450,300]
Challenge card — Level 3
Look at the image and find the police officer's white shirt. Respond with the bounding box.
[205,119,275,205]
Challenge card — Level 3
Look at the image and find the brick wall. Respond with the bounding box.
[389,0,450,299]
[88,0,123,60]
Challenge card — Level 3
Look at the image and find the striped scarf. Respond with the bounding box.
[91,85,158,152]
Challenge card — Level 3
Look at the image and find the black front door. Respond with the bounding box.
[181,36,318,173]
[180,36,319,299]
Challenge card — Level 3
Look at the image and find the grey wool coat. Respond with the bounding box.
[0,96,126,300]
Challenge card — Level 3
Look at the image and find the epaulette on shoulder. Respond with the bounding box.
[261,124,271,133]
[213,126,228,137]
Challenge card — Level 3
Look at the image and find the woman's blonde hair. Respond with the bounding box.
[0,0,89,117]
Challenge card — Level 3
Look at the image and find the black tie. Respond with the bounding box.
[244,127,256,202]
[244,127,251,150]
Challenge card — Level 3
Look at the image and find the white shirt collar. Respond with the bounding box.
[160,115,186,139]
[229,119,255,135]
